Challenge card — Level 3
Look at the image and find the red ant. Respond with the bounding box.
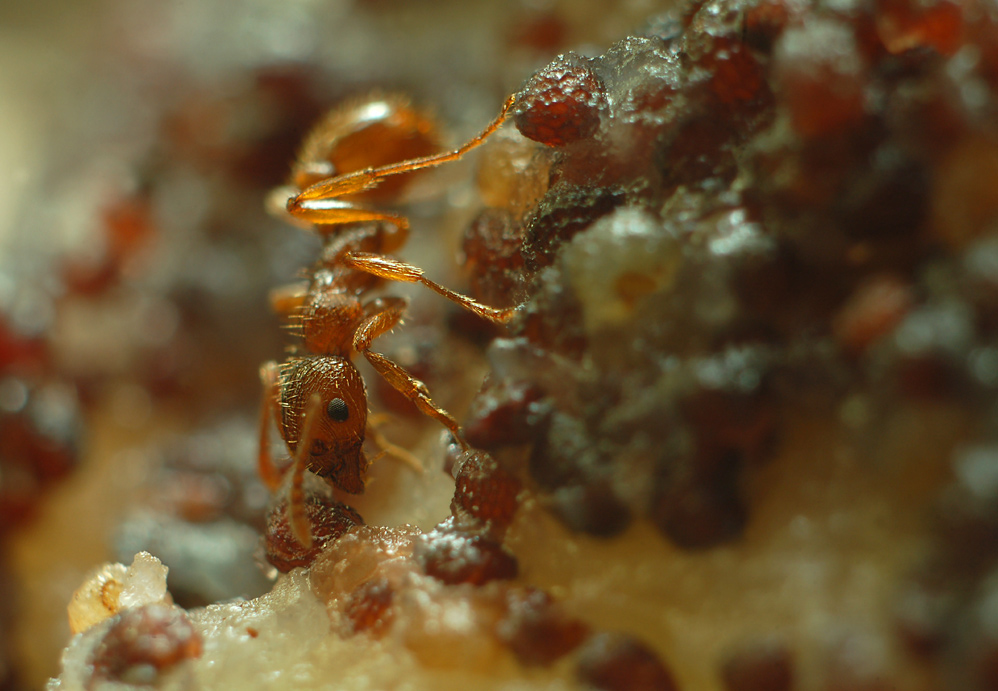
[258,94,518,549]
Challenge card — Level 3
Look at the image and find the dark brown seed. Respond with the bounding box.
[496,587,590,666]
[521,182,625,272]
[264,488,364,573]
[652,447,747,550]
[720,637,794,691]
[464,378,543,450]
[451,451,522,527]
[576,632,678,691]
[549,483,633,538]
[514,54,607,147]
[461,208,527,309]
[342,577,395,637]
[415,521,519,586]
[89,604,202,685]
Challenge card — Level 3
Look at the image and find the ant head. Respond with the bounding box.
[280,356,370,494]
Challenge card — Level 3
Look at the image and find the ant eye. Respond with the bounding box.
[326,398,349,422]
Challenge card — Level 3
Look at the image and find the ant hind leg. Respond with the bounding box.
[366,413,425,473]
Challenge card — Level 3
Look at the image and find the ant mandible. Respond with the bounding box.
[259,94,518,549]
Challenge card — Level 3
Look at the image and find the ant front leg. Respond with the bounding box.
[261,366,327,548]
[353,297,470,451]
[287,393,324,549]
[344,252,517,324]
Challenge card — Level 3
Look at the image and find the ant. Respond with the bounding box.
[258,93,518,549]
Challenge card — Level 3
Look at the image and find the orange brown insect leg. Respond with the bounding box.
[344,252,517,323]
[287,393,324,549]
[286,198,410,235]
[352,298,469,450]
[365,416,425,473]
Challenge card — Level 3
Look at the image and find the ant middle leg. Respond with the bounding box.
[353,297,470,451]
[365,414,424,473]
[344,252,517,324]
[285,197,410,233]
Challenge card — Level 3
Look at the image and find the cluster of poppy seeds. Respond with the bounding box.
[461,0,998,685]
[468,0,998,547]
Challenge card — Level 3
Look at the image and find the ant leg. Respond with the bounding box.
[353,298,470,451]
[344,252,516,324]
[292,95,516,211]
[287,393,323,549]
[286,197,411,234]
[365,415,424,473]
[258,362,285,492]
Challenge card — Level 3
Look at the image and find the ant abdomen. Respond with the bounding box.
[292,93,442,204]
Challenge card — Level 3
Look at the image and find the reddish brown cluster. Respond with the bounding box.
[88,604,202,686]
[264,485,363,573]
[521,183,627,273]
[513,53,608,147]
[456,0,998,684]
